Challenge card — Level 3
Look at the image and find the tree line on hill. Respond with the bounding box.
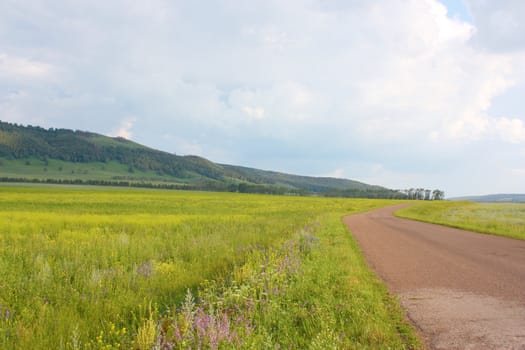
[399,188,445,200]
[323,188,444,200]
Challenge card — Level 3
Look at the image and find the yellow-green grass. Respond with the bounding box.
[0,185,418,349]
[396,201,525,240]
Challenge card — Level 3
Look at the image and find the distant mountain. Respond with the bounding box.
[450,194,525,203]
[0,120,403,198]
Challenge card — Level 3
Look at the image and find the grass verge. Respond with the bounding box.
[143,215,419,349]
[396,201,525,240]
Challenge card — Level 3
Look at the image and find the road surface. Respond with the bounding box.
[343,204,525,350]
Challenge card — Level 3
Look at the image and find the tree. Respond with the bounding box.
[432,189,445,200]
[402,188,445,200]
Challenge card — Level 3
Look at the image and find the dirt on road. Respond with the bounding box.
[344,204,525,350]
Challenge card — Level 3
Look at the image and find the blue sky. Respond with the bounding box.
[440,0,471,22]
[1,0,524,197]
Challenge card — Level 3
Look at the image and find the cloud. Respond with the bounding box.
[320,168,346,179]
[494,117,525,144]
[112,118,136,140]
[0,53,54,80]
[0,0,524,196]
[466,0,525,52]
[509,167,525,176]
[241,106,265,120]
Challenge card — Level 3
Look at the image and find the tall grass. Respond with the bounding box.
[396,201,525,240]
[0,185,417,349]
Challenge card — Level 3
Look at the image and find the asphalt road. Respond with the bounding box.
[344,204,525,350]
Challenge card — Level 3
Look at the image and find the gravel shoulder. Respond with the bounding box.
[344,204,525,350]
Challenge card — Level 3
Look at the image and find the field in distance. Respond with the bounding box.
[0,185,418,349]
[396,201,525,240]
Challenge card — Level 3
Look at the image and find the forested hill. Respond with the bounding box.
[0,120,404,197]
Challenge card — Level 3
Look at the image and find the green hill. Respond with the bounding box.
[0,120,403,197]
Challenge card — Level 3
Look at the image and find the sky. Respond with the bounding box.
[1,0,524,197]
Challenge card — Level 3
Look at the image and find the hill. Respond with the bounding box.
[0,120,403,197]
[450,194,525,203]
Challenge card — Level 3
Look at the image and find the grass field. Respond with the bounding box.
[396,201,525,240]
[0,185,418,349]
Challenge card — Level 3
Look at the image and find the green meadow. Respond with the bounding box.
[0,185,418,349]
[396,201,525,240]
[0,157,194,184]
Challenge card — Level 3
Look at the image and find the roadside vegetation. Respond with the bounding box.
[396,201,525,240]
[0,185,418,349]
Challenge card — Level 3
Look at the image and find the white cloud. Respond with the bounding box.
[509,168,525,176]
[112,118,136,140]
[0,53,54,80]
[1,0,524,195]
[494,117,525,144]
[241,106,265,120]
[320,168,345,179]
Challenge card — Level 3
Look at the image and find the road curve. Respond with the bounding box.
[343,204,525,350]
